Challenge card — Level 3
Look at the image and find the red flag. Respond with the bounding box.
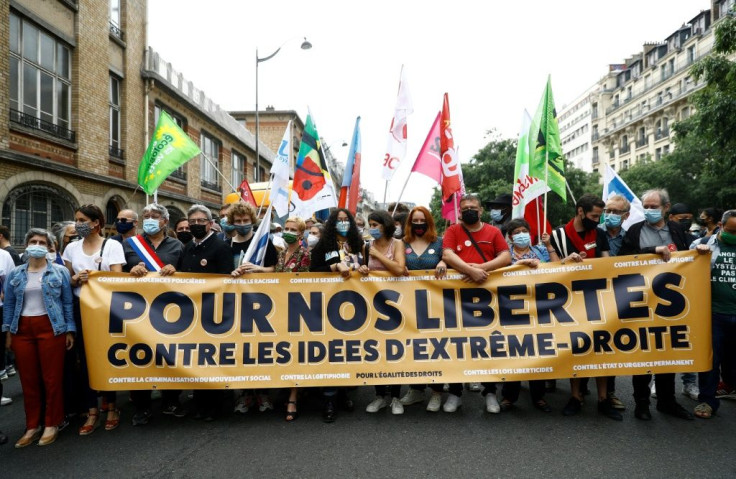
[410,112,441,183]
[239,178,257,207]
[524,196,552,240]
[440,93,461,201]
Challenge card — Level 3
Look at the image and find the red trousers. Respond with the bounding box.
[12,314,66,429]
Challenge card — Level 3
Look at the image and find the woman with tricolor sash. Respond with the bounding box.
[121,203,183,426]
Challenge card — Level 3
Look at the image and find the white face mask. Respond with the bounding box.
[307,234,319,247]
[47,252,57,262]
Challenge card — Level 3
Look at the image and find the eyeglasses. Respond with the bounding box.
[116,218,133,223]
[188,218,210,225]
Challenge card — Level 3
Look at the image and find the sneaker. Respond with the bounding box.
[162,404,186,418]
[442,394,462,413]
[390,398,404,415]
[426,392,442,412]
[562,397,582,416]
[257,394,273,412]
[485,393,500,414]
[598,398,623,421]
[399,389,425,406]
[715,381,736,399]
[0,397,12,406]
[0,369,7,381]
[650,381,657,399]
[607,392,626,411]
[6,365,16,376]
[233,395,249,414]
[468,382,482,392]
[682,383,700,401]
[366,396,390,413]
[131,410,152,426]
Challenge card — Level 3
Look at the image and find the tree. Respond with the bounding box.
[430,131,601,232]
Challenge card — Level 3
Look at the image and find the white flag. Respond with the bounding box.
[381,66,414,181]
[269,121,292,217]
[244,204,273,266]
[602,164,644,229]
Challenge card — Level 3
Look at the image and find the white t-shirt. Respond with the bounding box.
[0,248,16,307]
[62,238,125,296]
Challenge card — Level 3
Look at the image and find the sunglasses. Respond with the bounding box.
[116,218,133,223]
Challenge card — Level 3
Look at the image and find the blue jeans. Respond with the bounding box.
[698,312,736,411]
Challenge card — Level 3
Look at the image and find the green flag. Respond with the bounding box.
[529,76,565,201]
[137,110,201,194]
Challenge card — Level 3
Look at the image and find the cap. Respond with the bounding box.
[670,203,692,215]
[485,193,512,208]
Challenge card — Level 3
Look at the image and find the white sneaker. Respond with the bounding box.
[468,382,482,392]
[6,365,16,376]
[650,381,657,399]
[390,398,404,415]
[0,396,12,406]
[233,395,249,414]
[443,394,462,412]
[485,393,500,413]
[0,369,7,381]
[683,383,700,401]
[258,394,273,412]
[366,396,389,413]
[400,389,425,406]
[426,392,442,412]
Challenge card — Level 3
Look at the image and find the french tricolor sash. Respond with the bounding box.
[126,235,164,272]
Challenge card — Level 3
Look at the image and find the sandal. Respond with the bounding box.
[694,402,714,419]
[285,401,299,422]
[105,409,121,431]
[534,399,552,413]
[79,412,99,436]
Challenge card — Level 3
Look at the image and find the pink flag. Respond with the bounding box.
[441,159,466,223]
[410,112,441,183]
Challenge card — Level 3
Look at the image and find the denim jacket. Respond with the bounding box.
[2,261,75,335]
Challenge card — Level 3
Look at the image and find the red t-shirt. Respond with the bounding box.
[443,223,508,264]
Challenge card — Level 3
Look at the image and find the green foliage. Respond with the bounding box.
[429,131,601,232]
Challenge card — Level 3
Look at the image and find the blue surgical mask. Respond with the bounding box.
[336,221,350,236]
[490,209,504,223]
[26,245,48,259]
[369,228,382,239]
[220,217,236,233]
[234,224,253,236]
[143,218,161,235]
[644,208,663,224]
[605,213,622,228]
[511,232,531,248]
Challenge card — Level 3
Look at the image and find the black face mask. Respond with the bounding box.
[189,224,208,240]
[679,219,693,230]
[582,216,599,232]
[115,221,135,234]
[177,231,193,244]
[411,223,428,237]
[461,210,480,225]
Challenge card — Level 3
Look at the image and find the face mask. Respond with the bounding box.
[26,245,48,259]
[411,223,427,237]
[47,252,57,262]
[307,234,319,247]
[143,218,161,235]
[75,221,92,239]
[283,232,298,244]
[177,231,193,244]
[115,221,135,234]
[369,228,382,239]
[219,218,236,234]
[336,221,350,236]
[190,224,208,240]
[393,226,403,239]
[678,219,693,230]
[720,231,736,245]
[490,209,504,223]
[582,216,599,231]
[67,235,80,243]
[644,208,663,224]
[605,213,622,229]
[511,232,531,248]
[461,209,480,225]
[274,232,283,238]
[234,224,253,236]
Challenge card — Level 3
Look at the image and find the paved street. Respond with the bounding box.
[1,374,734,478]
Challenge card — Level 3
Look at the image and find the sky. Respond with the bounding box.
[148,0,706,207]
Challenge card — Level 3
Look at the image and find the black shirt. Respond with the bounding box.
[178,233,233,274]
[550,225,610,258]
[229,236,278,270]
[3,246,22,266]
[121,234,183,273]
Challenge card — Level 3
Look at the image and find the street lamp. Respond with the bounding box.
[255,37,312,182]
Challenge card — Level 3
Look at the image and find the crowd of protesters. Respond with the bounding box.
[0,189,734,447]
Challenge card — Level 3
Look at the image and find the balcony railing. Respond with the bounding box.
[109,145,124,159]
[655,128,670,140]
[201,180,221,192]
[592,132,599,141]
[10,108,75,142]
[620,144,631,154]
[636,138,648,148]
[592,153,600,164]
[109,22,124,41]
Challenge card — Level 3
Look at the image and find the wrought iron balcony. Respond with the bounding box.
[109,22,124,41]
[109,145,124,159]
[10,108,75,142]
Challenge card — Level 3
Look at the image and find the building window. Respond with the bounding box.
[154,104,187,179]
[9,13,73,141]
[1,183,76,247]
[232,150,245,189]
[109,75,123,159]
[109,0,123,40]
[200,132,220,191]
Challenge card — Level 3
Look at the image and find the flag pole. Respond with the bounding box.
[453,193,459,224]
[565,179,577,205]
[392,172,413,216]
[543,150,549,229]
[536,198,542,244]
[383,181,389,206]
[203,152,237,193]
[257,176,273,218]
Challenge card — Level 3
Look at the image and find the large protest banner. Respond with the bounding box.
[81,251,711,391]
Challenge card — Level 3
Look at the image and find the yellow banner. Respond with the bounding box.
[81,251,712,390]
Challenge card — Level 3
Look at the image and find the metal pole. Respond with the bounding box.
[255,49,260,183]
